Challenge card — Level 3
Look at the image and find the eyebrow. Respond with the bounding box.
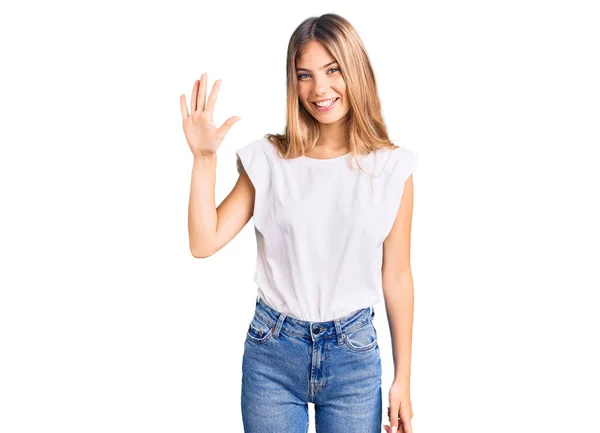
[295,60,338,72]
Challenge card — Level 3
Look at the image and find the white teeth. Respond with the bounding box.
[314,98,337,107]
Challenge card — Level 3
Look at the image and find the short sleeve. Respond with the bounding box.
[380,147,418,240]
[235,138,272,227]
[235,139,271,190]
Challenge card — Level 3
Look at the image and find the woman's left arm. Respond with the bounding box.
[382,174,415,433]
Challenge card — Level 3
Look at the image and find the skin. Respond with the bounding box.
[183,41,415,433]
[296,40,351,157]
[381,174,415,433]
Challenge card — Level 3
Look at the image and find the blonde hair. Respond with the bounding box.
[265,13,401,175]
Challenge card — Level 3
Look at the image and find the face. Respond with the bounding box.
[296,40,350,124]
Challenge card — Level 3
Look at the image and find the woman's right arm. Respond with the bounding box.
[180,72,249,258]
[188,153,255,258]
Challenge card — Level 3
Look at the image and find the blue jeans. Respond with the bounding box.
[241,295,382,432]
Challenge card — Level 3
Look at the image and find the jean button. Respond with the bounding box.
[313,326,321,334]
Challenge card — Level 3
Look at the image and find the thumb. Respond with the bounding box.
[218,116,241,137]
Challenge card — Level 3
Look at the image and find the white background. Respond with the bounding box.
[1,1,599,432]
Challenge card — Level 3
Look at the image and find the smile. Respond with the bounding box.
[312,97,339,112]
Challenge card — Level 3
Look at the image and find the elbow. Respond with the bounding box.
[189,232,218,258]
[190,244,214,259]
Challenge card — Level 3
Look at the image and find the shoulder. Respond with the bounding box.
[383,146,418,181]
[236,137,280,159]
[377,146,418,241]
[235,137,274,188]
[236,137,268,154]
[364,146,418,179]
[383,145,417,165]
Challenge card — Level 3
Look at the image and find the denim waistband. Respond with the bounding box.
[253,295,375,344]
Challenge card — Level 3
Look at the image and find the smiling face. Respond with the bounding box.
[296,40,350,125]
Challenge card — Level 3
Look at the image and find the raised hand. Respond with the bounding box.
[180,72,241,158]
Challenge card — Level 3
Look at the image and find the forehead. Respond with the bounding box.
[297,40,334,64]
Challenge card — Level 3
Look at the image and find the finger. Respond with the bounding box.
[180,94,189,119]
[401,410,413,433]
[387,405,401,416]
[389,404,401,430]
[191,79,199,112]
[217,116,241,138]
[205,79,221,113]
[197,72,208,112]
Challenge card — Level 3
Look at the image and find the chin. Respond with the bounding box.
[318,110,350,124]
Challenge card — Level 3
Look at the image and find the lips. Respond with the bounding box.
[311,97,339,112]
[312,97,339,106]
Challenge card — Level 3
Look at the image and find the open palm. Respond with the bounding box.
[179,72,241,158]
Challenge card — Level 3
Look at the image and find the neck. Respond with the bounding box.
[316,119,347,151]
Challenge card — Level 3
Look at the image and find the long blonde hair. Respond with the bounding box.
[265,13,400,174]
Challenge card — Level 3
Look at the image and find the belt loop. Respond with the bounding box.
[272,312,287,338]
[334,319,344,345]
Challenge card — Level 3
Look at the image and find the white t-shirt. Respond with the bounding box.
[236,137,418,322]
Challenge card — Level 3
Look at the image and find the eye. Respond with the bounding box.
[297,67,340,81]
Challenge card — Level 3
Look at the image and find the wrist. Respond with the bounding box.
[193,152,217,163]
[393,378,410,391]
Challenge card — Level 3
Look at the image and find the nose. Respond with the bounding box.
[312,75,329,95]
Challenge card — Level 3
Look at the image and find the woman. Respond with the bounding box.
[181,13,416,433]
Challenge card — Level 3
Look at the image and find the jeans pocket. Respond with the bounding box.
[343,320,378,352]
[246,315,275,344]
